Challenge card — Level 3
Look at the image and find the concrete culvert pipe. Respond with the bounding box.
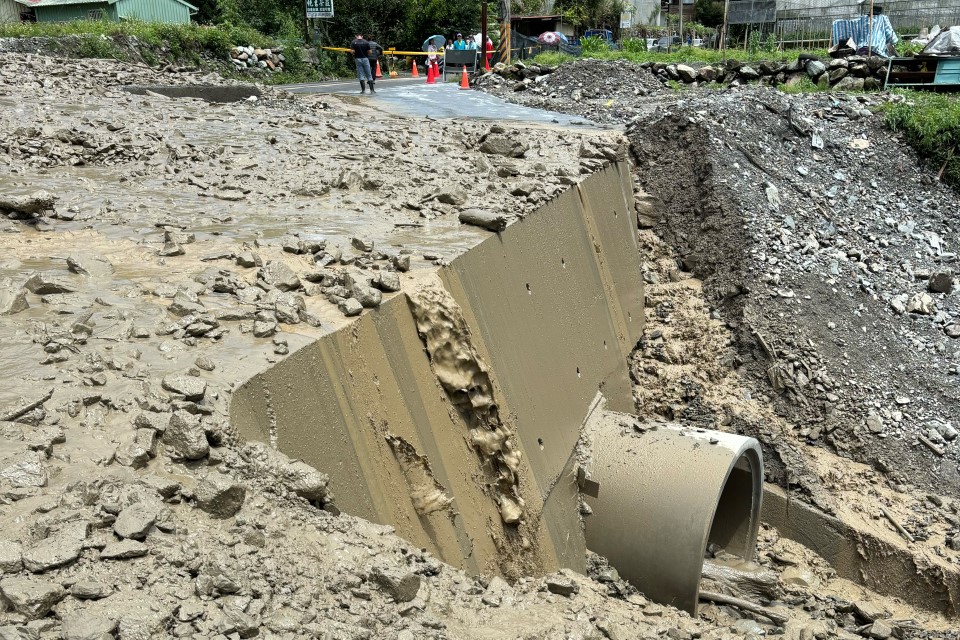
[581,407,763,615]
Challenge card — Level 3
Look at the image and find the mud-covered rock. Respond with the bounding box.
[258,261,300,292]
[371,566,421,603]
[0,577,65,619]
[163,410,209,460]
[22,532,84,573]
[195,473,246,519]
[100,539,148,560]
[60,613,117,640]
[0,541,22,573]
[113,501,159,540]
[161,375,206,400]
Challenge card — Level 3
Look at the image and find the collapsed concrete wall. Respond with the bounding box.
[229,161,644,580]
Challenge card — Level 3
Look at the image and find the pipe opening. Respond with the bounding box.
[707,450,762,561]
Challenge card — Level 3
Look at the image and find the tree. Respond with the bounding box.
[554,0,626,29]
[694,0,723,28]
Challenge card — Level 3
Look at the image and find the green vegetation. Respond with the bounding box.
[883,91,960,188]
[533,45,829,67]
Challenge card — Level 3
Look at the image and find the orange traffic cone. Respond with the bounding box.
[426,61,436,84]
[375,59,383,79]
[459,65,470,89]
[411,61,419,78]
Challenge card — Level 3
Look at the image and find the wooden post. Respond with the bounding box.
[721,0,731,54]
[679,0,683,48]
[868,0,875,57]
[481,0,488,70]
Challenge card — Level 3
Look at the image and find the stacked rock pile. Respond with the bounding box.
[229,45,286,73]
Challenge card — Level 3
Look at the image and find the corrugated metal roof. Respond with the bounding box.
[15,0,118,6]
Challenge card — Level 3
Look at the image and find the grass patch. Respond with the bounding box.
[778,75,830,94]
[883,91,960,188]
[533,46,830,68]
[0,20,269,59]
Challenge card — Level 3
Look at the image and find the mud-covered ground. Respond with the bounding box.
[0,52,955,639]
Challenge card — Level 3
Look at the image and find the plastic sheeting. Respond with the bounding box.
[922,26,960,55]
[831,14,899,57]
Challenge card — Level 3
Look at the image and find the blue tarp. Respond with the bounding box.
[831,15,898,57]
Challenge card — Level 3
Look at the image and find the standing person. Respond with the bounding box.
[485,35,494,67]
[427,41,438,77]
[351,33,374,94]
[367,35,383,80]
[454,33,466,50]
[445,38,454,50]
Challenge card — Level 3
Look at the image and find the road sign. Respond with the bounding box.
[306,0,333,19]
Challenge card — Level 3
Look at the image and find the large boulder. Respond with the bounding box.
[195,473,246,519]
[0,577,65,619]
[162,410,209,461]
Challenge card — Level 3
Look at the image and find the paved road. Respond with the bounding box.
[281,78,605,129]
[280,77,423,94]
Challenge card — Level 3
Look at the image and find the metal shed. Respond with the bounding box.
[15,0,197,24]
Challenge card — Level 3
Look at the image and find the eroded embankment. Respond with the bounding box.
[229,160,644,581]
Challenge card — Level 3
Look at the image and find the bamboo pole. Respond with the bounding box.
[868,0,875,57]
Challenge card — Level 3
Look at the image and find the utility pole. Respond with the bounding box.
[498,0,510,65]
[481,0,488,70]
[721,0,730,54]
[867,0,875,57]
[679,0,683,48]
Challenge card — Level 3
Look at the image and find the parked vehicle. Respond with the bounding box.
[583,29,616,47]
[652,36,680,52]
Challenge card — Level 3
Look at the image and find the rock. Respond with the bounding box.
[697,66,717,83]
[66,253,113,277]
[113,501,159,540]
[274,292,305,324]
[253,319,278,338]
[351,285,382,309]
[907,292,934,315]
[114,442,149,469]
[806,60,827,78]
[258,261,300,292]
[161,375,206,401]
[829,67,848,83]
[739,66,760,80]
[371,566,421,603]
[158,241,184,257]
[854,601,886,622]
[351,237,374,252]
[372,271,401,293]
[99,540,148,560]
[0,286,28,316]
[835,76,865,91]
[635,193,662,229]
[60,613,117,640]
[866,413,884,434]
[22,533,83,573]
[0,542,22,573]
[280,460,330,503]
[195,562,240,596]
[163,410,209,461]
[235,251,261,268]
[167,291,203,316]
[70,581,112,599]
[392,255,411,272]
[0,453,47,488]
[929,271,953,294]
[780,566,819,589]
[0,577,65,619]
[479,134,528,158]
[24,272,75,295]
[867,619,894,639]
[434,187,467,206]
[675,64,696,83]
[509,182,537,197]
[545,575,579,597]
[195,473,246,519]
[337,297,362,317]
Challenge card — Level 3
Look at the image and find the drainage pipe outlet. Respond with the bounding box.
[581,407,763,614]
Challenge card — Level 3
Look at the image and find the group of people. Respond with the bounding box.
[427,34,495,75]
[351,32,495,95]
[349,33,384,94]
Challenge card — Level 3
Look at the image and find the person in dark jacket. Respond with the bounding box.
[350,33,374,94]
[367,36,384,79]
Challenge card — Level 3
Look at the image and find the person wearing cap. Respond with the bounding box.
[350,33,374,94]
[454,33,466,50]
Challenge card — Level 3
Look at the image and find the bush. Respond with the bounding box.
[621,37,647,54]
[883,92,960,188]
[580,35,609,56]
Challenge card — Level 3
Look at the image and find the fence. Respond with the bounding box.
[772,0,960,48]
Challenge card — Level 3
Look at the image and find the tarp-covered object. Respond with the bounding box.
[831,14,898,57]
[923,26,960,55]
